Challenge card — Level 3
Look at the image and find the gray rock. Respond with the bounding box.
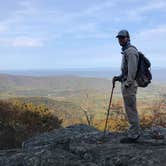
[0,124,166,166]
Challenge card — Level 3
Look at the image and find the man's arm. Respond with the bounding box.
[125,48,139,87]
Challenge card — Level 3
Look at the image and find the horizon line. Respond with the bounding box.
[0,66,165,71]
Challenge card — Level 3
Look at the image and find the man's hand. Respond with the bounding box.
[124,81,132,88]
[112,76,121,86]
[112,76,120,82]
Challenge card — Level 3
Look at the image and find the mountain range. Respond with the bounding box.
[0,68,166,81]
[0,69,165,99]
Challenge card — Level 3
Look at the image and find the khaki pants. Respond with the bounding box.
[121,82,142,138]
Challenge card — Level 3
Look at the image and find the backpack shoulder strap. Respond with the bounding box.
[128,45,141,79]
[128,45,138,50]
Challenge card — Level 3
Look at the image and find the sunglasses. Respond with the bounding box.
[117,36,126,39]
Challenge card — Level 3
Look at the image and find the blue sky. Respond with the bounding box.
[0,0,166,70]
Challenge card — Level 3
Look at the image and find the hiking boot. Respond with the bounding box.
[151,131,164,140]
[120,135,140,144]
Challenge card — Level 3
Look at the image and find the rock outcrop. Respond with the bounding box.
[0,124,166,166]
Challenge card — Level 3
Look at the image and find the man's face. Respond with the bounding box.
[118,36,129,46]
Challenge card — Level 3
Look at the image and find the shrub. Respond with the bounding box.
[0,100,62,149]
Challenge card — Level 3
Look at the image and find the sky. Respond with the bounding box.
[0,0,166,70]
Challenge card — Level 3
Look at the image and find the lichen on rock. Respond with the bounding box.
[0,124,166,166]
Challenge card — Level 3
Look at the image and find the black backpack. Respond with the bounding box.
[135,51,152,87]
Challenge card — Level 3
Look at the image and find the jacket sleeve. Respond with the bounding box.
[125,48,139,86]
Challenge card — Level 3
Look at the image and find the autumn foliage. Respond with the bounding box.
[94,97,166,132]
[0,100,62,149]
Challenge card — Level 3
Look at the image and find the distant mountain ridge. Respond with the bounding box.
[0,68,166,81]
[0,72,165,98]
[0,73,113,98]
[0,73,112,91]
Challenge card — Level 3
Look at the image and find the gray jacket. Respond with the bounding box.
[120,46,139,86]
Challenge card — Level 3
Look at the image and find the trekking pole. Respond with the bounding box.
[103,81,115,138]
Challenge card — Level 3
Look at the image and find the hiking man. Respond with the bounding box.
[113,30,142,143]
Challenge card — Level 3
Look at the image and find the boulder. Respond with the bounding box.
[0,124,166,166]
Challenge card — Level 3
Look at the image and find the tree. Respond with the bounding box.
[80,93,95,126]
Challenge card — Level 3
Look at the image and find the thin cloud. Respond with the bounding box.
[0,0,165,69]
[126,0,166,22]
[0,24,7,33]
[0,37,44,47]
[75,32,112,39]
[136,24,166,42]
[133,24,166,67]
[12,37,44,47]
[138,0,166,12]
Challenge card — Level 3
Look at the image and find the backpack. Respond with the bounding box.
[135,51,152,87]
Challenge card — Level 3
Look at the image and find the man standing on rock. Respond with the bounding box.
[113,30,142,143]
